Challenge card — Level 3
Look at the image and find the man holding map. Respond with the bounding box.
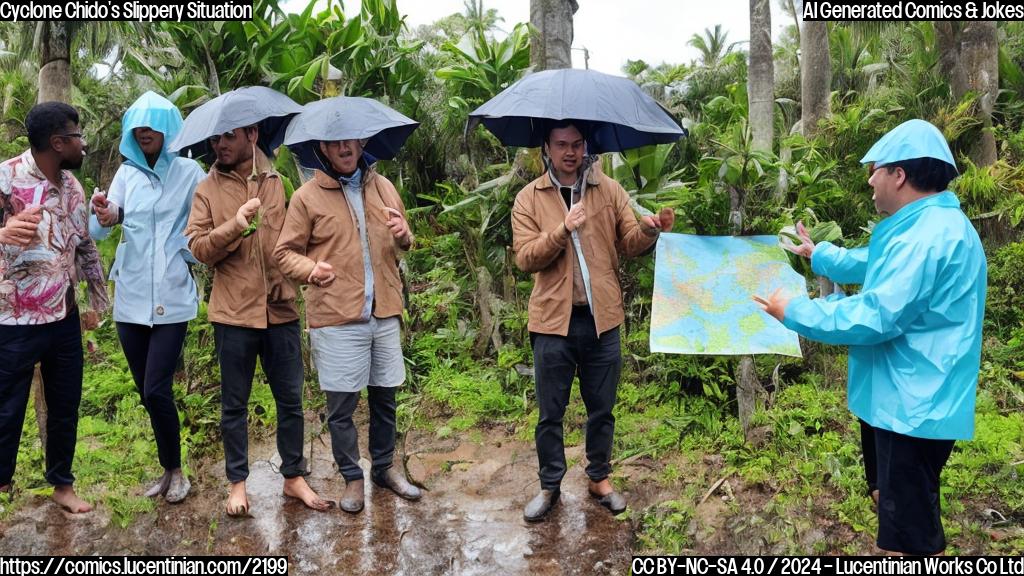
[512,120,674,522]
[754,119,987,555]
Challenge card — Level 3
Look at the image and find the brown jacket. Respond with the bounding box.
[274,165,410,329]
[185,151,298,329]
[511,165,658,336]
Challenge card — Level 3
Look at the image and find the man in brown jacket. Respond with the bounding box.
[513,120,673,522]
[274,139,420,514]
[185,125,330,515]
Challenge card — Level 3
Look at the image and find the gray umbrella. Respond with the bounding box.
[283,96,419,169]
[468,68,685,153]
[168,86,303,161]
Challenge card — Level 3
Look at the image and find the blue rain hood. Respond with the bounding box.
[119,91,184,181]
[859,119,957,171]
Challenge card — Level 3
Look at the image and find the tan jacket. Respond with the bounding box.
[274,166,410,329]
[512,165,658,336]
[185,151,298,329]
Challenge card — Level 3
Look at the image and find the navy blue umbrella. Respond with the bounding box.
[468,68,685,153]
[283,96,419,169]
[168,86,303,162]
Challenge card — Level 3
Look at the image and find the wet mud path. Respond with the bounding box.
[0,423,635,575]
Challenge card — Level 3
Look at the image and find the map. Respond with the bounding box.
[650,234,805,357]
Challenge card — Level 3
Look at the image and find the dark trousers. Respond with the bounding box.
[325,386,397,482]
[116,322,187,471]
[0,310,83,486]
[214,321,308,482]
[874,425,955,555]
[531,307,622,490]
[860,418,878,496]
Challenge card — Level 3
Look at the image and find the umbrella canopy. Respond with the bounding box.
[468,68,685,153]
[168,86,303,161]
[283,96,419,169]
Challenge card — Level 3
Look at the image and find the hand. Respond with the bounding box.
[80,309,100,331]
[307,261,335,287]
[781,221,815,259]
[384,207,411,244]
[91,190,118,227]
[564,202,586,232]
[640,206,676,235]
[0,205,42,248]
[752,287,790,322]
[657,206,675,231]
[236,198,261,229]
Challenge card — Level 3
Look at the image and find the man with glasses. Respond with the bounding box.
[512,120,674,521]
[186,125,331,516]
[754,119,987,555]
[0,102,109,513]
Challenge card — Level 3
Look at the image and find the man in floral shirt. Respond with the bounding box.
[0,102,109,513]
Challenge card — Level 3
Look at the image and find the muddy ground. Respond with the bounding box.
[0,416,644,575]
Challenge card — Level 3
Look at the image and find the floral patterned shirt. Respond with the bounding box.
[0,149,109,325]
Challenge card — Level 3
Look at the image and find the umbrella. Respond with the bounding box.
[168,86,303,161]
[283,96,419,169]
[468,68,685,153]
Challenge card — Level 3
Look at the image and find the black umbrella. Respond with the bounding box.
[468,68,685,153]
[168,86,303,161]
[283,96,419,169]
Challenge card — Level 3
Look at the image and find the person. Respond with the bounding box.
[754,119,987,555]
[90,92,205,503]
[185,124,330,515]
[274,139,420,514]
[511,120,674,522]
[0,102,109,513]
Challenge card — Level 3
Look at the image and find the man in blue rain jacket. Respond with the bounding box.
[754,119,987,555]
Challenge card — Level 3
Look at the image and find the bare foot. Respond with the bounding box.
[52,485,93,513]
[143,471,171,497]
[226,481,249,517]
[588,478,614,497]
[283,476,334,511]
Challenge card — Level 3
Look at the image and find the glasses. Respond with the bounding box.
[56,132,86,144]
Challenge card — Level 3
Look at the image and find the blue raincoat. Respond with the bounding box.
[90,91,206,326]
[781,120,987,440]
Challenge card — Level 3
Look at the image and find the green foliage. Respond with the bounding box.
[635,500,694,554]
[985,241,1024,338]
[434,22,530,113]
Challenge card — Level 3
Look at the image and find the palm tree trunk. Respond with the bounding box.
[33,21,76,449]
[748,0,774,155]
[529,0,578,71]
[37,22,71,104]
[960,21,998,167]
[800,21,831,138]
[937,22,998,167]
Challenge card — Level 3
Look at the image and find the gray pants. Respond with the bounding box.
[214,321,308,482]
[326,386,397,481]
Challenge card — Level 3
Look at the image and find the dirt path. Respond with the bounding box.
[0,425,635,575]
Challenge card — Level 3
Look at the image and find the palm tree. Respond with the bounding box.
[23,22,152,104]
[937,21,999,167]
[688,24,738,68]
[800,21,830,139]
[529,0,577,70]
[748,0,774,154]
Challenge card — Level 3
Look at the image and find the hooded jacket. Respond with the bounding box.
[782,120,986,440]
[90,91,205,326]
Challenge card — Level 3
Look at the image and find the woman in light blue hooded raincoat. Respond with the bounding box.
[754,119,987,555]
[90,91,206,503]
